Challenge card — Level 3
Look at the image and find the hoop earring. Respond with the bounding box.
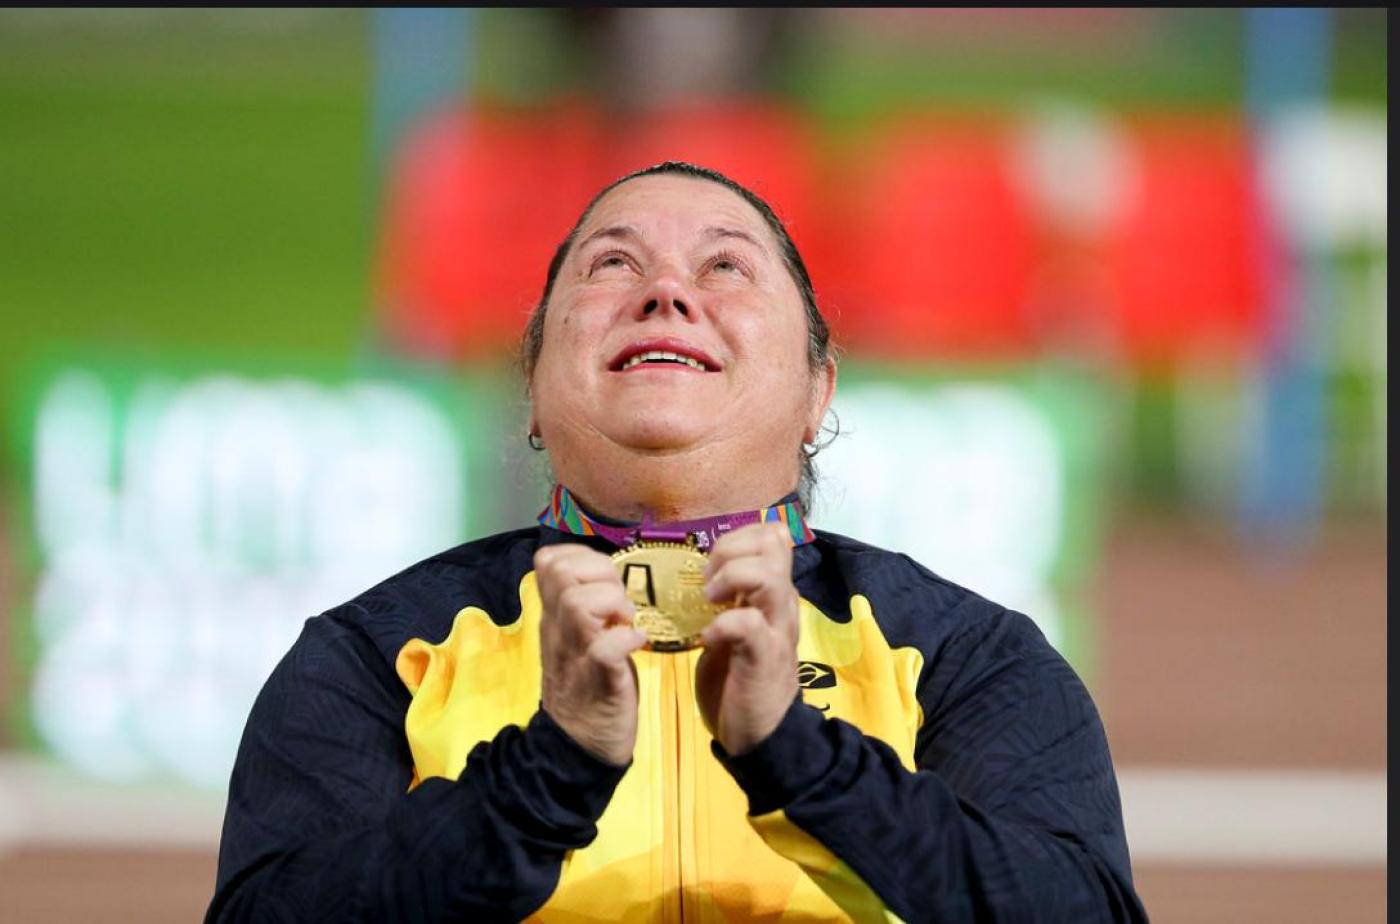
[527,432,544,451]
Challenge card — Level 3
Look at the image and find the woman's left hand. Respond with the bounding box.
[695,523,801,756]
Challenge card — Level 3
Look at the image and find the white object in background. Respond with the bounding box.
[1261,106,1388,251]
[813,382,1065,651]
[29,371,466,789]
[1118,767,1387,865]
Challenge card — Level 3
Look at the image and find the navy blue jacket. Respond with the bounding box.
[208,526,1148,922]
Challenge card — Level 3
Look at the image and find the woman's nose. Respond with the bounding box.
[638,276,691,318]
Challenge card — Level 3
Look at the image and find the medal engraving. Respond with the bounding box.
[612,539,726,651]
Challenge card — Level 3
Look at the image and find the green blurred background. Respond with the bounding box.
[0,9,1387,923]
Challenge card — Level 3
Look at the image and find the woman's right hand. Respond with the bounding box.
[534,543,648,767]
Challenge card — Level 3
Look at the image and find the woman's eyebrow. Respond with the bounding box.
[578,224,642,250]
[702,225,769,255]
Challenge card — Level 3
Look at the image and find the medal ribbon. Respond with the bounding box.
[538,484,815,551]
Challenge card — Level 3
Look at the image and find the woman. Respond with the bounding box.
[208,162,1147,922]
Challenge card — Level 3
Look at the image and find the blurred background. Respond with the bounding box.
[0,8,1385,922]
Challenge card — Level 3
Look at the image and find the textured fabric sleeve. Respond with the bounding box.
[714,604,1148,923]
[206,607,628,923]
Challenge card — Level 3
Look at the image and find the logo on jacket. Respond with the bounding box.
[796,661,837,690]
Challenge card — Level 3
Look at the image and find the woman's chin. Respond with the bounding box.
[606,416,713,454]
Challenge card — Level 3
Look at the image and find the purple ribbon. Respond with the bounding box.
[538,484,815,551]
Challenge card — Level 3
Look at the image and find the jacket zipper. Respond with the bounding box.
[660,654,682,924]
[660,652,702,923]
[675,652,697,924]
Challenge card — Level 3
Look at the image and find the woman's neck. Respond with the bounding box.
[551,440,797,523]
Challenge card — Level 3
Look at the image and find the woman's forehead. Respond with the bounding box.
[578,174,775,248]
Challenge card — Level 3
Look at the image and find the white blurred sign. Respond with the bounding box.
[813,382,1066,650]
[1261,106,1388,250]
[29,370,465,788]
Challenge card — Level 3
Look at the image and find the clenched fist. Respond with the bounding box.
[695,523,802,756]
[534,543,648,767]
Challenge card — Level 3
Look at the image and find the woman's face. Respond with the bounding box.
[530,174,833,499]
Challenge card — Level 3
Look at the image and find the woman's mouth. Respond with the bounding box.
[609,340,721,373]
[618,350,710,372]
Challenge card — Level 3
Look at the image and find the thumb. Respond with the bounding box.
[693,643,732,738]
[588,625,648,670]
[699,607,767,665]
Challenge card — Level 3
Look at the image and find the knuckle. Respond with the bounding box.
[587,640,617,667]
[537,553,565,582]
[557,584,589,615]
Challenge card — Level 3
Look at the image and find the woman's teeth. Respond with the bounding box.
[621,350,707,371]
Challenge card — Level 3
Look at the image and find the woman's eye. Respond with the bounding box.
[591,252,633,274]
[707,252,747,276]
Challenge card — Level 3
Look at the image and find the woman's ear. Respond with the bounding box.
[804,357,837,444]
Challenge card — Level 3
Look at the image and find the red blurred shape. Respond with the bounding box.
[375,102,821,362]
[1104,119,1265,365]
[837,119,1036,358]
[601,102,822,284]
[374,104,1268,368]
[374,103,602,360]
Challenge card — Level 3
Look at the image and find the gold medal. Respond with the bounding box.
[612,538,726,651]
